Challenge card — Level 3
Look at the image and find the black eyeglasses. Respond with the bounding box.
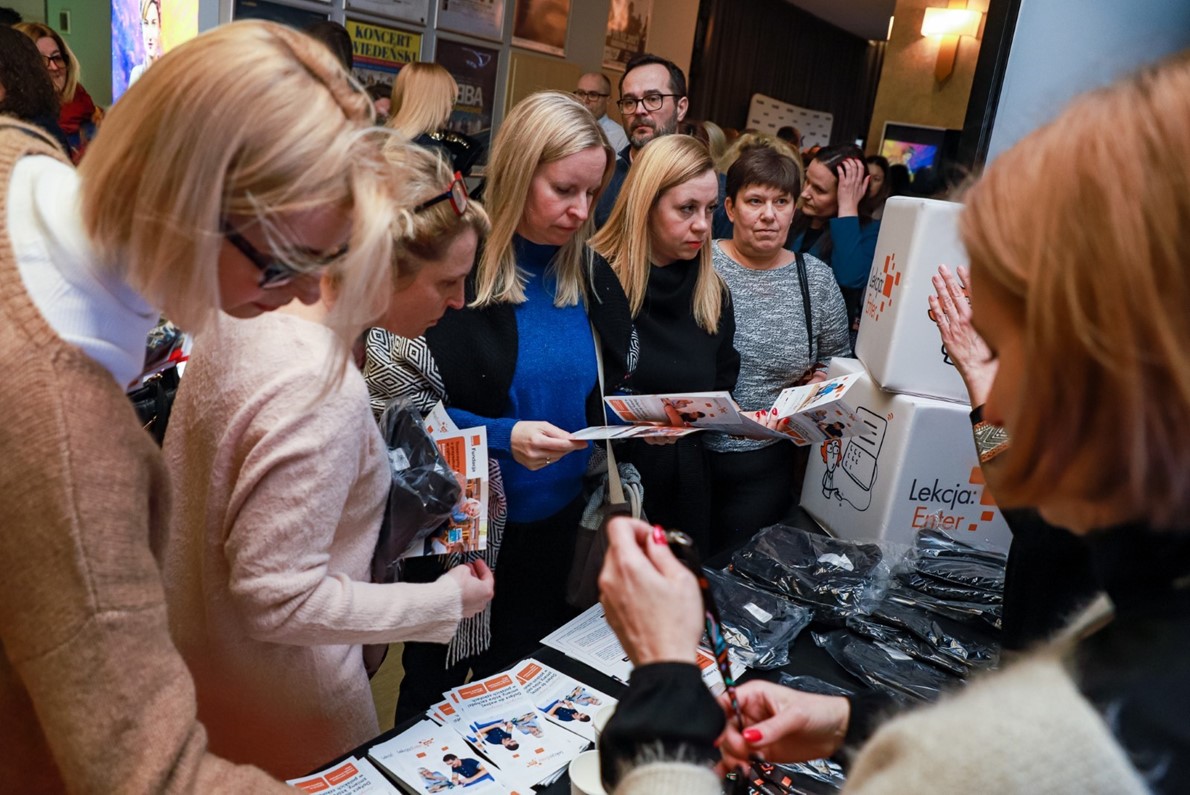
[617,93,682,115]
[221,220,346,289]
[42,53,66,68]
[573,89,609,101]
[414,172,468,216]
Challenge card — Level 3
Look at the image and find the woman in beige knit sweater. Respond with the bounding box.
[596,53,1190,794]
[161,144,496,778]
[0,21,401,793]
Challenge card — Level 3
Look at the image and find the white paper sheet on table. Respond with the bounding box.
[368,719,527,794]
[512,658,617,744]
[287,756,399,794]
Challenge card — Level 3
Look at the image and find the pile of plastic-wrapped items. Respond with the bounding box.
[706,523,1007,794]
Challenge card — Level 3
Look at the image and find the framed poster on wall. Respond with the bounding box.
[112,0,199,102]
[437,0,505,43]
[436,38,499,136]
[347,17,422,89]
[511,0,569,57]
[603,0,651,71]
[346,0,430,25]
[232,0,326,28]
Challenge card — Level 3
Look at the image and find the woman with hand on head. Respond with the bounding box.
[589,134,740,555]
[707,144,849,551]
[15,21,100,161]
[597,53,1190,795]
[380,91,633,722]
[787,143,881,340]
[161,143,495,778]
[0,20,393,791]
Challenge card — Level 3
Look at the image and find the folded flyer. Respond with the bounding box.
[368,719,526,794]
[287,756,399,794]
[574,375,864,445]
[404,402,488,557]
[512,659,617,744]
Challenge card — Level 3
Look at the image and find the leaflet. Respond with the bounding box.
[512,659,617,743]
[404,424,489,557]
[368,719,525,795]
[448,672,588,788]
[576,375,864,445]
[287,756,399,794]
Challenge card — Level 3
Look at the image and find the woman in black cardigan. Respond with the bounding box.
[589,134,739,555]
[375,91,633,722]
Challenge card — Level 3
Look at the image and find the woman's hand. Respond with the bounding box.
[835,158,870,218]
[445,560,495,618]
[928,264,997,406]
[510,421,587,470]
[598,518,704,666]
[716,682,850,770]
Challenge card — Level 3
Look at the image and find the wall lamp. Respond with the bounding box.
[921,4,983,82]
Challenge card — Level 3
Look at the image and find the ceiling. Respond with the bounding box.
[786,0,898,41]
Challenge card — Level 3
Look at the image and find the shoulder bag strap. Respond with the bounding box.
[795,252,815,364]
[590,323,625,505]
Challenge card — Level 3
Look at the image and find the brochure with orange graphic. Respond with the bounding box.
[368,719,524,794]
[573,374,865,445]
[512,659,616,744]
[287,756,398,793]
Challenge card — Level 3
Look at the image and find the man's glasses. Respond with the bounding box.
[414,172,469,216]
[574,89,609,101]
[221,220,346,289]
[42,53,66,68]
[617,93,681,115]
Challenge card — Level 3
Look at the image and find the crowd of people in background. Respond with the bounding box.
[1,7,1187,794]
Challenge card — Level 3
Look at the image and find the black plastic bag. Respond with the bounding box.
[869,597,999,669]
[776,674,856,698]
[812,630,959,703]
[912,553,1006,592]
[897,569,1003,606]
[915,527,1007,567]
[845,615,969,676]
[704,567,813,669]
[730,525,887,621]
[371,397,462,583]
[745,758,846,794]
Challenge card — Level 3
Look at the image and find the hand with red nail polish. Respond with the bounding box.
[714,681,850,769]
[597,517,703,666]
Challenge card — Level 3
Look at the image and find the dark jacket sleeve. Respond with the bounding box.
[826,216,880,290]
[600,663,725,792]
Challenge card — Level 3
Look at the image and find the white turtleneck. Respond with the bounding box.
[8,155,157,389]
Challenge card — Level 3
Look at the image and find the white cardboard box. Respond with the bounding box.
[800,358,1012,553]
[855,196,970,404]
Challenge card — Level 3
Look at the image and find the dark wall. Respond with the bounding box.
[689,0,885,146]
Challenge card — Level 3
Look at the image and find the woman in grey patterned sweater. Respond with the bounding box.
[708,145,850,551]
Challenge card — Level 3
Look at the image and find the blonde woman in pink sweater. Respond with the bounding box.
[161,145,495,778]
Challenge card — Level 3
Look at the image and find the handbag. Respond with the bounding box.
[565,326,645,609]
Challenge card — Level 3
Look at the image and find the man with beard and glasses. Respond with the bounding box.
[593,53,730,237]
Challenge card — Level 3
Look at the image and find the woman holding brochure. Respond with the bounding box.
[386,91,634,722]
[707,144,850,551]
[162,143,494,778]
[597,54,1190,795]
[589,134,740,555]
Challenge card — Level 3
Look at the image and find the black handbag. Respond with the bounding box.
[128,366,180,446]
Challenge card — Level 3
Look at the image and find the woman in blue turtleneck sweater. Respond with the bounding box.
[392,92,632,719]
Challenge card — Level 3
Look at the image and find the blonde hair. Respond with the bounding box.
[474,91,613,308]
[589,135,725,333]
[15,22,79,103]
[387,62,458,139]
[79,20,394,353]
[385,143,490,283]
[718,131,802,184]
[962,52,1190,529]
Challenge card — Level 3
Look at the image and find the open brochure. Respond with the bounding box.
[512,659,617,744]
[540,603,745,695]
[287,757,398,794]
[368,720,527,794]
[403,403,488,557]
[572,374,864,445]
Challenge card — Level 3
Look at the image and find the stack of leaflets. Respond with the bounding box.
[368,660,616,794]
[572,374,863,445]
[540,604,746,695]
[403,402,489,557]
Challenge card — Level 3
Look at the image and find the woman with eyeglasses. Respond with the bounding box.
[372,91,633,723]
[0,20,399,790]
[588,134,740,556]
[15,22,101,162]
[161,142,495,777]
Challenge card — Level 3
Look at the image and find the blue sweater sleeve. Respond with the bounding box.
[445,407,518,461]
[827,216,881,290]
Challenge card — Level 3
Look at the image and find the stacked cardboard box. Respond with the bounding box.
[800,198,1012,552]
